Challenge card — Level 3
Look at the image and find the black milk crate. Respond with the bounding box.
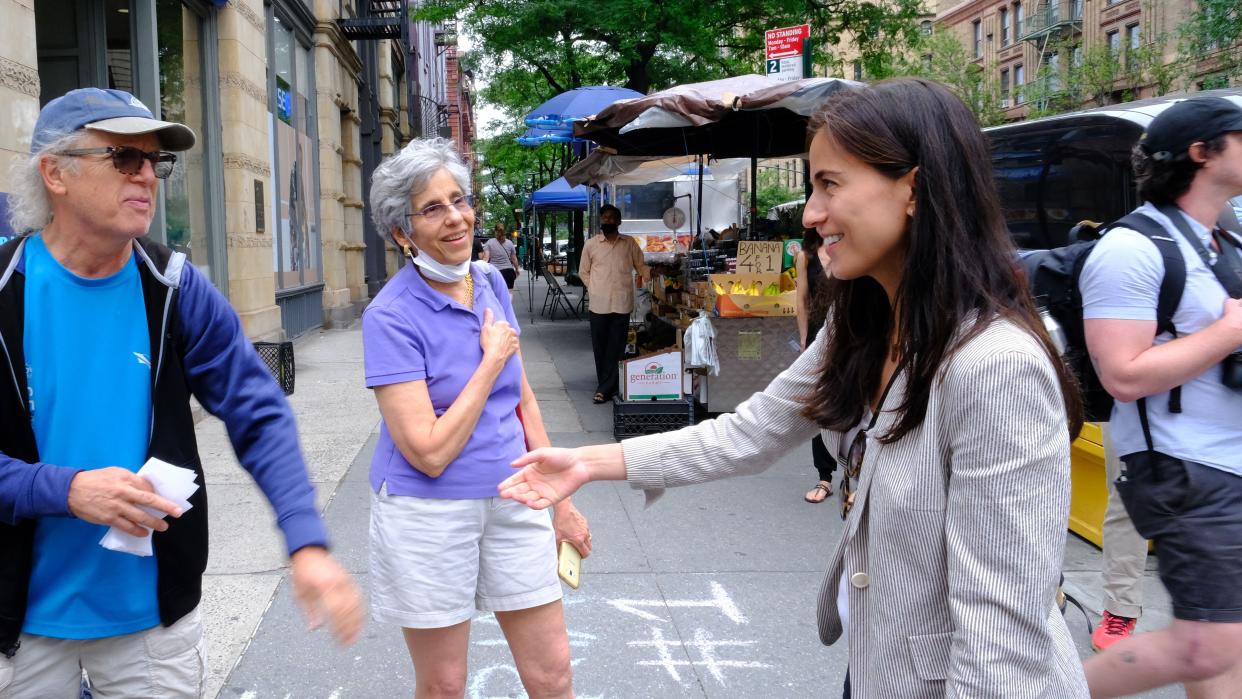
[612,396,695,441]
[254,341,296,395]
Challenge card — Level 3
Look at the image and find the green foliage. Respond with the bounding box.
[417,0,923,121]
[885,26,1006,127]
[754,168,803,216]
[1178,0,1242,86]
[475,125,566,227]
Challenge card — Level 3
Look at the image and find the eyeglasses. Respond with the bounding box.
[837,429,867,520]
[58,146,177,179]
[410,194,474,223]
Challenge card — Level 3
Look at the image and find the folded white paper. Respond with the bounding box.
[99,458,199,557]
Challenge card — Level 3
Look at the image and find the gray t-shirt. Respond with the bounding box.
[483,238,516,270]
[1079,201,1242,476]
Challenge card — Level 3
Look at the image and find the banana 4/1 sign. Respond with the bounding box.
[764,24,810,60]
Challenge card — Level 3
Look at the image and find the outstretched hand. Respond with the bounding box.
[499,448,592,510]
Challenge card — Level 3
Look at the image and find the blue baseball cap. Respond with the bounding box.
[32,87,196,154]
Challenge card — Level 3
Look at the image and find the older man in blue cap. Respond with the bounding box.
[0,88,362,697]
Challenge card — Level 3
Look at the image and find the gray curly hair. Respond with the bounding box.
[6,130,89,234]
[369,137,471,245]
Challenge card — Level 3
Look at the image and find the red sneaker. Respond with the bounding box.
[1091,611,1137,651]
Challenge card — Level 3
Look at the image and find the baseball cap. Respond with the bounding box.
[31,87,196,154]
[1141,95,1242,161]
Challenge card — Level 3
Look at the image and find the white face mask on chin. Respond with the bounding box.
[405,243,470,283]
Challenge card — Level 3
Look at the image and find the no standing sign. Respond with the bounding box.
[764,24,810,83]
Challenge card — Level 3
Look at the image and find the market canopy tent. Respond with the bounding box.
[525,177,591,212]
[572,75,861,159]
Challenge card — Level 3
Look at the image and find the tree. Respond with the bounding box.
[1179,0,1242,87]
[417,0,923,121]
[474,126,566,228]
[887,25,1005,127]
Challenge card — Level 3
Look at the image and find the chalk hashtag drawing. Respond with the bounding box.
[629,627,771,686]
[606,581,746,624]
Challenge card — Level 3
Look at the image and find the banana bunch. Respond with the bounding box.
[779,269,796,293]
[763,282,781,296]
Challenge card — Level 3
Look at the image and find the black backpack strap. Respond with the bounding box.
[1106,213,1188,435]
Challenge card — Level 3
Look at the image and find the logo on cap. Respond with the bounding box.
[129,96,147,111]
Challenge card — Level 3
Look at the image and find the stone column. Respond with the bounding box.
[218,0,283,340]
[0,0,41,217]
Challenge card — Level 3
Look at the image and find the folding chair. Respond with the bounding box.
[541,271,581,320]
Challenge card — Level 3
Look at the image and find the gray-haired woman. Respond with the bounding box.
[363,137,590,697]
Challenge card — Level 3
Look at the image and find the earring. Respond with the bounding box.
[402,243,413,258]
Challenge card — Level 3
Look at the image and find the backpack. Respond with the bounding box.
[1018,213,1186,422]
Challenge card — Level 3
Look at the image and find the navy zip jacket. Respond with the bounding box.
[0,236,328,656]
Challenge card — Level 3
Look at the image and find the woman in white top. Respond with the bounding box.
[483,222,520,297]
[497,78,1089,698]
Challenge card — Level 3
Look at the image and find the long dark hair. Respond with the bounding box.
[800,78,1083,443]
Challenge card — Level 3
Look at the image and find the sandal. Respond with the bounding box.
[593,392,608,404]
[804,480,833,503]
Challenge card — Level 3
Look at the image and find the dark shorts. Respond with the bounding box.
[499,267,517,289]
[1117,451,1242,622]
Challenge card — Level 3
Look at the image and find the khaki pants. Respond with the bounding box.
[0,607,205,699]
[1101,423,1148,618]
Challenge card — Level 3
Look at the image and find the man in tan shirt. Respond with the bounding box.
[579,204,649,403]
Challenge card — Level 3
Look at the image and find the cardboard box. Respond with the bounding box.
[709,273,796,318]
[620,349,683,400]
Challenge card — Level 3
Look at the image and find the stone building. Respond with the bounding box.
[0,0,470,339]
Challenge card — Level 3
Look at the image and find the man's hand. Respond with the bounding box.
[67,467,182,537]
[499,448,593,510]
[290,546,364,646]
[553,500,592,558]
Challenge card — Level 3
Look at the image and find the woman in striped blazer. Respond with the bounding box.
[501,78,1090,698]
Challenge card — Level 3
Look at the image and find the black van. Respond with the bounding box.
[985,88,1242,250]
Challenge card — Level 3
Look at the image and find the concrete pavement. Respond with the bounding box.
[198,275,1182,698]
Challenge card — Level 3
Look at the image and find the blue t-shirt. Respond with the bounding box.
[1080,202,1242,477]
[22,235,158,639]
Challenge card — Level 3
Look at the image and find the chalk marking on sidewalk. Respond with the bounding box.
[629,626,771,687]
[607,581,746,624]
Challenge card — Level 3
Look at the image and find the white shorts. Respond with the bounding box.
[369,487,562,629]
[0,606,206,699]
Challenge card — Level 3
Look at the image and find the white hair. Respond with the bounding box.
[6,130,89,234]
[369,137,471,245]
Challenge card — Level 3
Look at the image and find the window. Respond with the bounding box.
[1015,63,1025,104]
[922,53,933,70]
[1000,68,1011,107]
[1127,23,1141,50]
[1070,0,1083,19]
[1014,2,1024,37]
[157,0,226,289]
[616,183,675,221]
[973,20,982,58]
[920,20,933,36]
[1107,30,1120,55]
[268,11,323,292]
[853,60,862,81]
[1001,8,1010,46]
[1072,44,1083,67]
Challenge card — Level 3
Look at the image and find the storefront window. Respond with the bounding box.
[157,0,221,285]
[269,13,322,291]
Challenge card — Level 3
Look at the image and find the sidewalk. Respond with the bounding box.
[204,274,1180,698]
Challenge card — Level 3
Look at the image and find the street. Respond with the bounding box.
[203,276,1181,699]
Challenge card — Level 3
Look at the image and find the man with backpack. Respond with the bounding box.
[1078,96,1242,698]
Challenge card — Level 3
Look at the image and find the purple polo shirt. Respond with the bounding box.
[362,262,525,498]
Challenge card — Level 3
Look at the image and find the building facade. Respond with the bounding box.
[936,0,1196,119]
[0,0,467,340]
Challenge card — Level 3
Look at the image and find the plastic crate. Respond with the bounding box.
[612,396,695,441]
[254,341,295,395]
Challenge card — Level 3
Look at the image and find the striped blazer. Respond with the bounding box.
[623,318,1089,698]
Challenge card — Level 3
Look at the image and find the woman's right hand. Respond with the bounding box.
[499,448,593,510]
[480,308,519,366]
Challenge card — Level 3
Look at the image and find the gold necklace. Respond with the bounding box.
[462,273,474,308]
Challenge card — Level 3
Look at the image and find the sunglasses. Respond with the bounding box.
[59,146,177,179]
[410,194,475,223]
[837,428,867,520]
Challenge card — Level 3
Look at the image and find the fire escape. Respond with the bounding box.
[338,0,412,296]
[1018,0,1084,106]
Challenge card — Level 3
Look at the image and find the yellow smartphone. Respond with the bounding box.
[557,541,582,589]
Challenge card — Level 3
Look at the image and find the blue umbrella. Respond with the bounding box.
[515,126,582,147]
[523,86,644,130]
